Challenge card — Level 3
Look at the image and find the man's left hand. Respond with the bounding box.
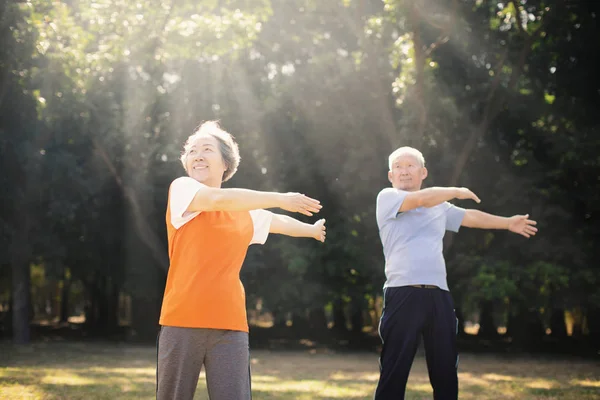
[507,214,538,238]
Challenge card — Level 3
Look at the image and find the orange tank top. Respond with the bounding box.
[159,195,254,332]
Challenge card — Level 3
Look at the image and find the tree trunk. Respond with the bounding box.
[292,310,310,333]
[478,300,498,339]
[507,303,526,343]
[11,212,33,344]
[271,308,288,328]
[587,306,600,351]
[308,307,327,332]
[96,279,108,333]
[11,258,31,344]
[59,268,70,323]
[508,302,544,348]
[332,298,347,332]
[549,308,567,339]
[85,283,97,331]
[525,309,545,347]
[131,294,161,342]
[93,278,120,335]
[454,307,466,337]
[4,295,13,336]
[105,283,120,334]
[350,297,364,334]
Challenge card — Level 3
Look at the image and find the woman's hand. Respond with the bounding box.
[312,218,327,242]
[279,193,322,216]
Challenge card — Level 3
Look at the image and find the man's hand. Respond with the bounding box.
[312,218,327,242]
[279,193,322,216]
[507,214,538,238]
[455,188,481,203]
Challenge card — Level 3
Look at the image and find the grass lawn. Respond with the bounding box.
[1,341,599,399]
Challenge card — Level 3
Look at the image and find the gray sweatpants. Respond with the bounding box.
[156,326,251,400]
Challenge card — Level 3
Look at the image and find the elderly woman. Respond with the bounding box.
[157,121,326,400]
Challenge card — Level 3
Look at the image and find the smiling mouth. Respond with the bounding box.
[193,166,208,170]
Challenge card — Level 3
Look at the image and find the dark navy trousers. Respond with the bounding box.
[374,286,459,400]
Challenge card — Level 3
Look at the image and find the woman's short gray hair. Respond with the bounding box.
[180,121,241,182]
[388,146,425,170]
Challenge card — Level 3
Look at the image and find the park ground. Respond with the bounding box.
[1,341,599,400]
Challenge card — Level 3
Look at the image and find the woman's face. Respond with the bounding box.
[185,135,226,187]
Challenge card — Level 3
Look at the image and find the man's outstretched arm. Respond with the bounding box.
[400,187,481,212]
[269,214,326,242]
[462,210,538,238]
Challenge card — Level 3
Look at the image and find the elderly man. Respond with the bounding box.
[374,147,537,399]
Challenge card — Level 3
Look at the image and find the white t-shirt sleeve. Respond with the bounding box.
[249,209,273,245]
[376,188,408,228]
[169,177,205,229]
[444,202,466,232]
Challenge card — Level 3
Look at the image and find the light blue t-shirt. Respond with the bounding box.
[376,187,466,291]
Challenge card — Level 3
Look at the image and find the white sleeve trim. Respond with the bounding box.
[249,209,273,245]
[169,177,205,229]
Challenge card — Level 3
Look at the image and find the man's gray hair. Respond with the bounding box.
[388,146,425,170]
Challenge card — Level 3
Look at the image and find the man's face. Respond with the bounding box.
[388,154,427,191]
[184,135,226,187]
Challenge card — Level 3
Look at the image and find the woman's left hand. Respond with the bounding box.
[313,219,327,242]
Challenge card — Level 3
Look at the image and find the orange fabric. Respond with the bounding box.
[159,192,254,332]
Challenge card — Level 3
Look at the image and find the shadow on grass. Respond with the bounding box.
[1,341,154,369]
[527,386,600,398]
[249,387,437,400]
[2,383,151,400]
[250,388,371,400]
[0,365,155,400]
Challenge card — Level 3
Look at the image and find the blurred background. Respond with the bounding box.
[1,0,599,360]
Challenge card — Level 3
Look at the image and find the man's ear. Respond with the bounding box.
[388,170,393,183]
[421,167,428,180]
